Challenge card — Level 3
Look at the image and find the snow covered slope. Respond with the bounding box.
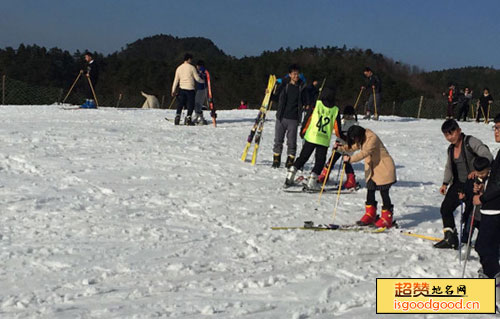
[0,105,496,318]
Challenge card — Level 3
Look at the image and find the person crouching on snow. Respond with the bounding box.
[284,88,344,190]
[338,125,396,228]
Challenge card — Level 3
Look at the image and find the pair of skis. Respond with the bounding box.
[241,75,277,165]
[271,221,386,233]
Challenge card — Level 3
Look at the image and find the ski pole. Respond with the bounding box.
[461,205,479,278]
[86,75,99,106]
[372,87,379,120]
[332,163,346,223]
[353,87,364,110]
[458,201,464,264]
[167,96,177,109]
[62,70,83,103]
[318,150,336,203]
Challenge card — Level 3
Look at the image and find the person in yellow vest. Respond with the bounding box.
[285,88,345,190]
[338,126,397,228]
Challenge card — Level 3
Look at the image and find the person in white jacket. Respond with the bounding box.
[171,53,203,125]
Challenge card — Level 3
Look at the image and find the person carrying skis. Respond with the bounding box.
[171,53,204,126]
[284,88,342,190]
[81,51,99,109]
[361,67,381,120]
[475,88,493,123]
[193,60,208,125]
[337,125,396,228]
[318,104,358,189]
[272,64,309,169]
[435,119,492,249]
[473,114,500,304]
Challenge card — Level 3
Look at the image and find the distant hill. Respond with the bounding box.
[0,34,498,114]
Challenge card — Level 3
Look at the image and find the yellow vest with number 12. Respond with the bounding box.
[304,100,339,147]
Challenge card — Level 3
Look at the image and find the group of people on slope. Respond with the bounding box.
[436,118,500,291]
[274,64,396,229]
[444,83,494,122]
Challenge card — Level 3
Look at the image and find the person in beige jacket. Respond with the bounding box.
[337,125,396,228]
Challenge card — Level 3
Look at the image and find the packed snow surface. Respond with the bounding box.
[0,105,497,318]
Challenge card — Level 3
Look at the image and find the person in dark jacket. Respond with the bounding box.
[271,64,309,168]
[473,114,500,283]
[476,88,494,123]
[456,87,472,121]
[81,51,99,108]
[362,67,381,120]
[435,119,493,249]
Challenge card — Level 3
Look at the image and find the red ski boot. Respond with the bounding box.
[356,202,377,226]
[375,206,394,228]
[317,167,329,183]
[342,173,356,189]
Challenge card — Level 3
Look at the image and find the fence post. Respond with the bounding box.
[417,96,424,119]
[2,75,5,105]
[392,101,396,115]
[161,95,165,108]
[116,93,123,108]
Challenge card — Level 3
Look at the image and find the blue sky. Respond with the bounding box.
[1,0,499,71]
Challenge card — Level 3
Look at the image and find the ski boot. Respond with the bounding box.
[433,228,459,249]
[375,205,394,228]
[80,99,89,108]
[304,172,321,191]
[356,202,377,226]
[317,166,329,184]
[285,155,295,168]
[342,173,356,190]
[87,99,96,108]
[174,115,181,125]
[285,166,297,187]
[272,153,281,168]
[185,116,194,126]
[363,112,371,120]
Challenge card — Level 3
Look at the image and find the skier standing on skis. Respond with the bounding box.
[171,53,204,126]
[442,82,458,120]
[193,60,208,125]
[435,119,492,249]
[81,51,99,109]
[472,115,500,303]
[318,104,359,190]
[338,125,396,228]
[361,67,381,120]
[272,64,309,168]
[285,88,342,190]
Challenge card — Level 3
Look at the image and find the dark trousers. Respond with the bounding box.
[293,141,327,175]
[475,213,500,278]
[85,77,97,100]
[446,102,456,118]
[367,188,392,208]
[176,89,196,116]
[457,105,469,121]
[440,183,473,230]
[328,151,354,174]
